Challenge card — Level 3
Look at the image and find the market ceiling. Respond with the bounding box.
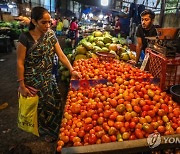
[74,0,108,7]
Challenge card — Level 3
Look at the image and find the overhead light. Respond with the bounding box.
[89,13,93,18]
[101,0,109,6]
[26,8,30,12]
[82,13,85,18]
[104,15,108,18]
[85,15,88,20]
[7,2,14,9]
[99,14,103,19]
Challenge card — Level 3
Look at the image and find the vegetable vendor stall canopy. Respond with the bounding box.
[0,4,8,9]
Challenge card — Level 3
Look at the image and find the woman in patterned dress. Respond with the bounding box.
[17,7,80,142]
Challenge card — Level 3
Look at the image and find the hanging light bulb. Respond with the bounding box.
[26,8,30,12]
[99,14,103,19]
[7,2,14,9]
[101,0,109,6]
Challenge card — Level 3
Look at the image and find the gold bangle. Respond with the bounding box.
[17,78,24,82]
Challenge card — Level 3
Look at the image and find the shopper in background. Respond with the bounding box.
[56,18,63,36]
[68,17,78,48]
[63,17,70,32]
[17,7,80,142]
[49,17,57,32]
[114,15,121,37]
[135,9,160,64]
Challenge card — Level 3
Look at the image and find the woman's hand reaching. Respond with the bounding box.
[71,70,81,80]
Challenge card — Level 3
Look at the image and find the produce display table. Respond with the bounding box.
[57,57,180,154]
[56,31,180,154]
[61,134,180,154]
[0,35,12,53]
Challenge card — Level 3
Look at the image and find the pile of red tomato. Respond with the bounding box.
[73,58,153,83]
[56,58,180,152]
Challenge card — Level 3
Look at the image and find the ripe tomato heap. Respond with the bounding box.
[57,58,180,152]
[73,58,153,83]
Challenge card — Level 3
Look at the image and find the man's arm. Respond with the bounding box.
[136,37,143,64]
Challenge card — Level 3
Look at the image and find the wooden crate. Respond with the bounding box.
[61,134,180,154]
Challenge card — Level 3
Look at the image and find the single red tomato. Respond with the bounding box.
[101,135,111,143]
[135,129,144,139]
[157,125,165,134]
[110,135,117,142]
[89,134,97,144]
[129,121,136,129]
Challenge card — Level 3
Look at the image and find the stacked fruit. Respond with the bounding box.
[73,58,152,83]
[73,31,135,61]
[56,58,180,152]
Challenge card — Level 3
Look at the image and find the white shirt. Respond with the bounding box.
[63,19,69,28]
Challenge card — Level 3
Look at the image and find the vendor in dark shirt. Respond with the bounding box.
[135,9,159,64]
[114,15,121,37]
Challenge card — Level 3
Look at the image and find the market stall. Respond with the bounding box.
[56,29,180,153]
[0,21,28,51]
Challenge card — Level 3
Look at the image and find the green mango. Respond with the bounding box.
[112,37,119,43]
[92,42,96,46]
[101,47,109,52]
[88,35,94,43]
[93,46,102,53]
[82,41,93,50]
[94,37,104,42]
[119,38,127,44]
[103,37,112,44]
[105,43,110,48]
[94,31,103,37]
[66,54,72,60]
[78,39,87,45]
[96,41,104,48]
[120,52,130,61]
[76,45,87,55]
[109,50,117,55]
[75,54,87,61]
[103,31,112,37]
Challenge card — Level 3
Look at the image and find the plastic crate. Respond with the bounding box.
[146,48,180,90]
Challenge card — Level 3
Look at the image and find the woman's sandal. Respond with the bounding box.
[44,135,57,143]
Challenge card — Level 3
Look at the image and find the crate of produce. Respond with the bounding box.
[56,58,180,154]
[146,48,180,91]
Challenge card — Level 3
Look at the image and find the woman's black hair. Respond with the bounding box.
[29,7,49,30]
[140,9,155,20]
[72,17,77,22]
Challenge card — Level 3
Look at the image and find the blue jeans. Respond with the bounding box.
[140,50,145,61]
